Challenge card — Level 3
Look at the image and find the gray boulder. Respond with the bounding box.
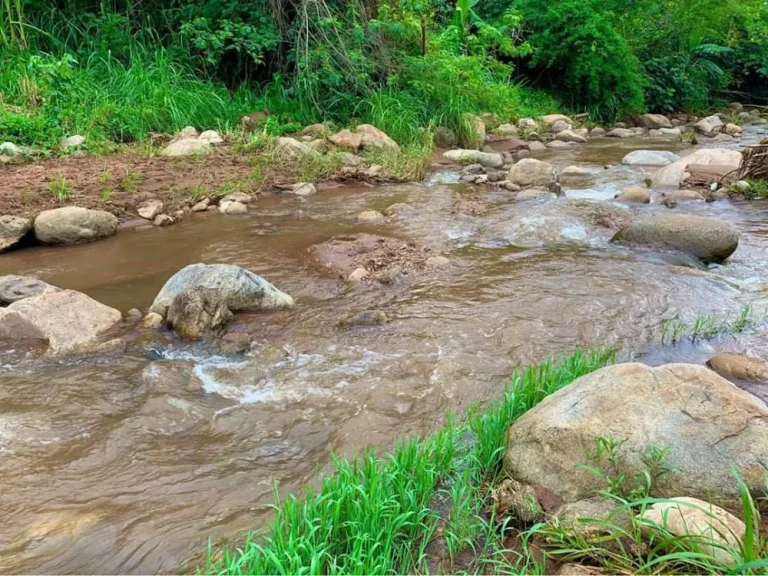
[650,148,742,188]
[606,128,634,138]
[34,207,118,245]
[166,286,233,339]
[638,114,673,129]
[612,212,738,263]
[504,363,768,507]
[443,149,503,168]
[507,158,555,188]
[0,289,121,355]
[357,124,400,153]
[161,138,210,157]
[694,115,725,136]
[0,215,31,252]
[621,150,681,166]
[150,263,294,317]
[0,275,59,305]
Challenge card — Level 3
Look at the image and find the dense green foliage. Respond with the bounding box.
[1,0,767,148]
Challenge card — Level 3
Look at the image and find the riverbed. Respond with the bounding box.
[1,133,767,573]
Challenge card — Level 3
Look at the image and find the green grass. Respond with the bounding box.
[203,349,615,575]
[48,172,71,203]
[743,181,768,199]
[660,304,768,345]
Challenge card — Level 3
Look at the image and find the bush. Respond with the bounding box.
[517,0,645,121]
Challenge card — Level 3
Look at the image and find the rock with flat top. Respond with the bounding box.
[150,263,293,317]
[607,128,634,138]
[558,166,595,187]
[34,207,118,245]
[0,289,121,355]
[556,130,587,143]
[220,192,252,204]
[621,150,681,166]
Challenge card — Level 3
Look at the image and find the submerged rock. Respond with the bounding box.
[621,150,681,166]
[34,206,118,245]
[0,275,59,305]
[482,199,630,249]
[558,166,595,187]
[504,363,768,507]
[0,215,32,252]
[612,212,738,263]
[150,263,293,317]
[0,289,121,355]
[166,286,233,339]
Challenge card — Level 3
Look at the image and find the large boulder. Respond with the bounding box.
[650,148,742,188]
[0,215,31,252]
[0,275,59,305]
[166,286,233,339]
[329,129,362,151]
[0,289,121,355]
[481,199,630,249]
[34,207,118,246]
[357,124,400,153]
[638,114,673,129]
[694,115,725,136]
[612,212,738,263]
[504,363,768,507]
[443,149,504,168]
[621,150,681,166]
[149,263,293,317]
[506,159,555,188]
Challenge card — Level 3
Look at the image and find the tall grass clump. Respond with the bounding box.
[204,349,615,574]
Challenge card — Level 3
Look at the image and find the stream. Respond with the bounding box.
[1,133,768,573]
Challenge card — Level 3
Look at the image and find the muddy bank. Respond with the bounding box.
[1,116,768,572]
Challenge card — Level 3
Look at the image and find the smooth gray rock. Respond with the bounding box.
[34,207,118,245]
[0,275,59,305]
[0,215,32,252]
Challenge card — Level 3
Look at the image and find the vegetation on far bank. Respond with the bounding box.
[1,0,768,153]
[202,304,768,575]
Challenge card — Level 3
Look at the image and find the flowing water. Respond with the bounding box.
[1,133,768,573]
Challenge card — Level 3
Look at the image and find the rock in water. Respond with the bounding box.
[614,187,650,203]
[0,275,59,305]
[149,263,293,317]
[640,498,745,564]
[558,166,595,187]
[650,148,742,188]
[707,353,768,384]
[443,149,504,168]
[138,200,164,220]
[504,363,768,507]
[506,158,555,188]
[0,289,121,355]
[166,286,233,339]
[611,213,738,263]
[621,150,681,166]
[34,207,118,245]
[694,115,725,136]
[0,215,31,252]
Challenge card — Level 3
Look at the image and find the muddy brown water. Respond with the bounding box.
[1,134,768,573]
